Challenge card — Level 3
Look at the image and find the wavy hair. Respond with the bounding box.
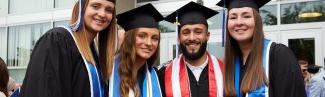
[118,28,160,97]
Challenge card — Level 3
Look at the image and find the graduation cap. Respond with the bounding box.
[164,1,219,29]
[117,3,164,32]
[307,64,323,74]
[216,0,271,11]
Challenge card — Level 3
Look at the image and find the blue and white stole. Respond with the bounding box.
[235,39,273,97]
[109,56,163,97]
[62,26,104,97]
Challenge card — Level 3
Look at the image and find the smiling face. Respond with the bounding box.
[179,24,209,60]
[227,7,256,43]
[135,28,160,60]
[84,0,115,33]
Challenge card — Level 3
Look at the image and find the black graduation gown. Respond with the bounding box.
[240,43,306,97]
[158,65,209,97]
[20,27,107,97]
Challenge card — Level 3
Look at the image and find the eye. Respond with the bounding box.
[137,33,146,38]
[229,16,237,20]
[91,4,100,9]
[181,30,190,35]
[243,15,252,18]
[152,36,159,41]
[105,8,114,13]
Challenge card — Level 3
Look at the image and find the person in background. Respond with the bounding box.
[159,2,224,97]
[20,0,117,97]
[109,3,164,97]
[0,57,9,97]
[217,0,306,96]
[307,57,325,97]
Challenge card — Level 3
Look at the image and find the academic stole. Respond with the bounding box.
[63,26,104,97]
[164,54,224,97]
[234,39,272,97]
[109,57,163,97]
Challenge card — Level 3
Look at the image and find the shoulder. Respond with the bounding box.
[34,27,74,47]
[269,42,299,72]
[0,92,5,97]
[42,27,71,40]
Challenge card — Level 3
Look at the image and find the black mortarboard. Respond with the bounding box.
[117,3,164,31]
[164,1,218,28]
[307,64,323,74]
[216,0,271,10]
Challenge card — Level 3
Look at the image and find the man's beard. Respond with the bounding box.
[180,40,207,60]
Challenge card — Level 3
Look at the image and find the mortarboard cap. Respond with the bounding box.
[216,0,271,11]
[164,1,218,28]
[117,3,164,31]
[307,64,323,74]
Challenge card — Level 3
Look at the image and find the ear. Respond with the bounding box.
[207,31,210,41]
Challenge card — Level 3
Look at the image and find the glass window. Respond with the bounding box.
[7,22,52,67]
[208,10,223,30]
[260,5,277,25]
[281,1,325,24]
[159,20,175,33]
[9,0,54,14]
[0,0,8,16]
[54,20,70,27]
[289,38,315,65]
[55,0,77,9]
[0,27,7,63]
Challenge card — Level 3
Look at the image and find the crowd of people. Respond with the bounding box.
[0,0,324,97]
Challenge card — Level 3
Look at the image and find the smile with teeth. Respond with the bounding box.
[235,29,247,32]
[94,19,105,25]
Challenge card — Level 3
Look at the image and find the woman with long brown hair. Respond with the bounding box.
[0,57,9,97]
[217,0,306,97]
[20,0,117,97]
[109,3,163,97]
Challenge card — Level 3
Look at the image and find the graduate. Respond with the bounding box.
[216,0,306,97]
[109,3,163,97]
[20,0,117,97]
[158,2,224,97]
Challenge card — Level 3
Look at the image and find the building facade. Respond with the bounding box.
[0,0,324,82]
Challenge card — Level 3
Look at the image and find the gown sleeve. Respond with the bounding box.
[157,67,166,97]
[20,28,74,97]
[269,43,307,97]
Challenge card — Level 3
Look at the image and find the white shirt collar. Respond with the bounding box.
[185,56,208,81]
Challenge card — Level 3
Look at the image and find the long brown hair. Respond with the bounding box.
[118,28,160,97]
[0,57,9,97]
[70,0,117,80]
[224,9,267,97]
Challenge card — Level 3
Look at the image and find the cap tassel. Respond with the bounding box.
[175,12,180,59]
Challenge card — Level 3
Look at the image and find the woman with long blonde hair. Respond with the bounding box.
[20,0,117,97]
[109,3,163,97]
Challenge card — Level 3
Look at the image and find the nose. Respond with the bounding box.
[98,9,106,17]
[145,37,153,46]
[234,17,244,27]
[189,31,196,41]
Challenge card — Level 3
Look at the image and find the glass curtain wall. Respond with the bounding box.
[7,22,52,67]
[9,0,54,14]
[0,27,7,63]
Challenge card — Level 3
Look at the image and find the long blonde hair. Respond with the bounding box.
[70,0,117,80]
[118,28,160,97]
